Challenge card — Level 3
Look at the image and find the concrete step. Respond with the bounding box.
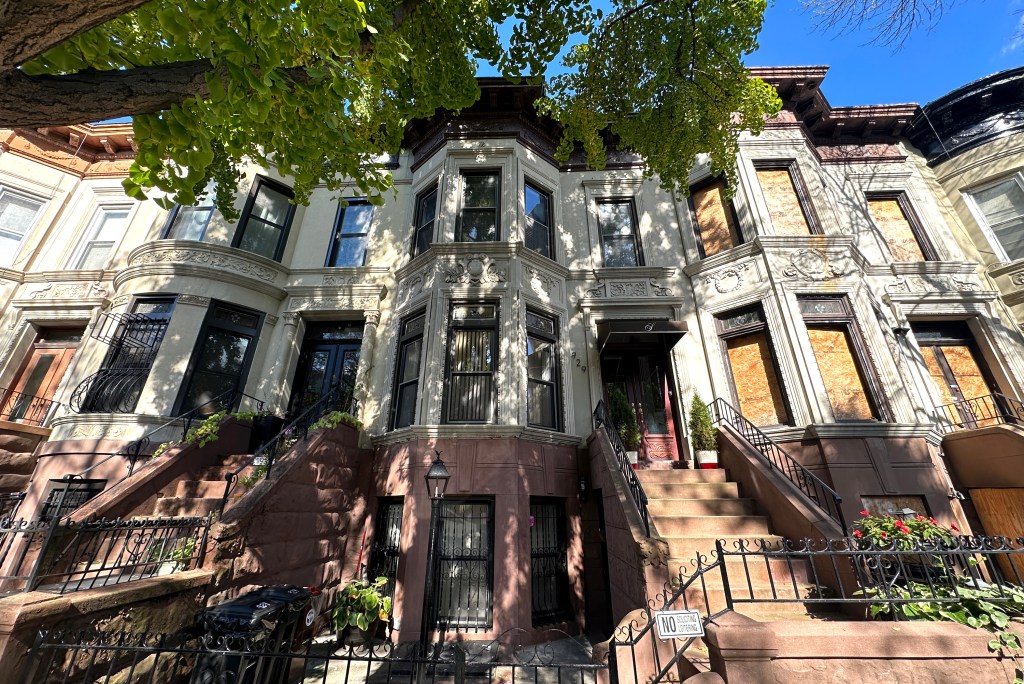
[654,515,771,537]
[155,497,223,517]
[647,498,756,517]
[636,469,727,484]
[642,482,740,500]
[174,480,228,499]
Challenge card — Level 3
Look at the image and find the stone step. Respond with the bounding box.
[659,534,785,566]
[654,515,771,537]
[155,497,223,517]
[636,469,727,484]
[641,482,740,500]
[667,560,812,593]
[174,480,228,499]
[647,498,756,517]
[674,585,816,620]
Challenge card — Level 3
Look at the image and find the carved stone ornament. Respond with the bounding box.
[704,262,753,294]
[288,295,379,311]
[443,255,507,286]
[584,282,607,298]
[397,267,432,304]
[949,276,979,292]
[131,249,277,282]
[68,423,132,439]
[176,294,211,307]
[1012,272,1024,287]
[524,265,560,298]
[265,314,280,326]
[323,275,360,286]
[649,280,674,296]
[782,248,853,282]
[28,281,108,300]
[584,280,672,298]
[364,310,381,326]
[609,281,647,297]
[111,294,131,307]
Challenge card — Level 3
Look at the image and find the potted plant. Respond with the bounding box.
[607,385,642,464]
[688,393,718,469]
[332,577,392,645]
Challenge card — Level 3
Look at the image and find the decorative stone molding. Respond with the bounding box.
[364,310,381,326]
[396,266,434,306]
[583,280,674,299]
[26,281,108,300]
[288,295,380,311]
[129,245,279,283]
[885,274,982,295]
[781,247,854,281]
[323,275,361,286]
[265,314,279,326]
[524,265,561,300]
[176,294,211,307]
[442,254,507,286]
[649,280,674,297]
[704,261,755,294]
[111,294,131,307]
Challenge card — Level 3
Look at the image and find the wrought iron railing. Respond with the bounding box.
[709,398,844,530]
[219,380,357,515]
[593,400,651,537]
[0,388,58,426]
[89,311,169,348]
[68,367,151,414]
[715,536,1024,614]
[0,492,24,524]
[935,392,1024,433]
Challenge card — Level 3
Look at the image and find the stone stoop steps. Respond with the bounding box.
[152,453,253,518]
[636,468,816,622]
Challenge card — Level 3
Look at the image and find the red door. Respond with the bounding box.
[603,352,680,463]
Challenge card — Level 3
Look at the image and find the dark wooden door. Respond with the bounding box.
[603,352,680,462]
[288,341,360,417]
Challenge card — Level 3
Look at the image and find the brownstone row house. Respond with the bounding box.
[1,66,1024,678]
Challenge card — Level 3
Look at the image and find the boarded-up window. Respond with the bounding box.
[913,322,999,429]
[718,307,789,427]
[867,197,927,262]
[692,181,741,257]
[756,166,814,236]
[805,327,877,420]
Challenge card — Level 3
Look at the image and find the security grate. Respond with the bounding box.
[434,499,493,631]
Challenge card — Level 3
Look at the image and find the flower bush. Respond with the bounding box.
[851,510,957,548]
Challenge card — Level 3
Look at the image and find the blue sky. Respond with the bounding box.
[751,1,1024,107]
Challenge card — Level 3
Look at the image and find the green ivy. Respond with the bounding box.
[152,409,259,457]
[310,410,363,432]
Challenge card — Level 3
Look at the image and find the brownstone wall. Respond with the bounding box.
[0,422,49,495]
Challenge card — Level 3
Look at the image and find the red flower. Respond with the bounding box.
[860,510,870,516]
[929,517,937,524]
[879,531,888,538]
[917,516,926,522]
[853,530,863,538]
[951,523,959,532]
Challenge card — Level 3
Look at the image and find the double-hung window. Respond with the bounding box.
[968,174,1024,262]
[0,186,44,267]
[163,185,215,241]
[391,312,426,429]
[327,199,373,267]
[71,206,129,269]
[177,302,262,413]
[445,303,498,423]
[597,199,642,267]
[232,176,295,261]
[866,194,932,262]
[524,182,554,259]
[458,172,499,242]
[412,186,438,257]
[526,311,560,430]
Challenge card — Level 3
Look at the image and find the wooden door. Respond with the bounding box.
[1,329,81,424]
[604,353,680,462]
[288,341,360,416]
[922,344,998,428]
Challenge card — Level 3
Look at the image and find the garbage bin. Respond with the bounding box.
[191,593,287,684]
[249,585,323,653]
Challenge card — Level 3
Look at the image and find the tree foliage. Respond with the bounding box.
[0,0,781,216]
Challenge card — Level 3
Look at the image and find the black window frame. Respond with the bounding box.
[411,185,439,257]
[443,302,499,424]
[524,180,555,260]
[37,478,106,523]
[434,497,495,631]
[715,305,792,427]
[526,310,561,431]
[752,160,822,236]
[174,301,264,414]
[457,170,501,243]
[326,198,374,267]
[798,295,890,422]
[231,175,296,262]
[688,175,744,259]
[865,191,937,262]
[596,198,644,267]
[390,310,426,430]
[529,497,572,626]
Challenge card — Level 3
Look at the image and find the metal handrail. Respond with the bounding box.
[592,400,651,537]
[708,398,844,531]
[935,392,1024,433]
[219,381,357,515]
[0,388,59,427]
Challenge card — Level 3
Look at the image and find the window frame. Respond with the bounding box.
[596,197,644,267]
[368,497,404,601]
[161,182,216,241]
[411,184,439,257]
[688,176,744,259]
[68,204,132,270]
[326,197,374,267]
[456,170,501,243]
[524,179,555,260]
[443,302,499,425]
[37,478,106,523]
[525,310,562,431]
[390,310,427,430]
[965,172,1024,263]
[798,295,890,422]
[174,301,264,414]
[231,175,296,262]
[0,185,46,266]
[714,305,792,427]
[752,159,822,236]
[865,192,937,262]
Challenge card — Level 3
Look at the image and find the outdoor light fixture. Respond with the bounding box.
[896,507,917,520]
[424,450,450,501]
[420,450,449,660]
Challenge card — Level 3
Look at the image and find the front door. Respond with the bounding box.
[1,328,83,425]
[913,322,1000,429]
[602,352,680,462]
[288,322,362,417]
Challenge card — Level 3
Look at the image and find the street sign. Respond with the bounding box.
[654,610,704,639]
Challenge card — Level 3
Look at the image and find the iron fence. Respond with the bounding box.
[592,400,651,537]
[20,627,608,684]
[0,387,58,426]
[220,379,357,515]
[935,392,1024,433]
[0,492,24,524]
[708,398,844,531]
[0,510,210,596]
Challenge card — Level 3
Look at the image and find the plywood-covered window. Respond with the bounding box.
[690,179,742,258]
[867,194,931,262]
[799,297,883,421]
[913,321,999,428]
[754,161,818,236]
[717,307,789,427]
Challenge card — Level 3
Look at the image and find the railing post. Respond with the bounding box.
[716,539,733,612]
[25,476,77,591]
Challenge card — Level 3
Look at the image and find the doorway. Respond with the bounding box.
[601,351,680,462]
[287,322,362,418]
[913,321,1000,429]
[1,327,84,425]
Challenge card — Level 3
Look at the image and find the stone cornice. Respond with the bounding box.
[370,424,585,447]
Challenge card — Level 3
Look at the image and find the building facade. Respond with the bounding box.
[2,69,1024,642]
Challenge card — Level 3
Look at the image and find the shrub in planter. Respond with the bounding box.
[333,577,392,644]
[607,384,642,453]
[688,393,718,468]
